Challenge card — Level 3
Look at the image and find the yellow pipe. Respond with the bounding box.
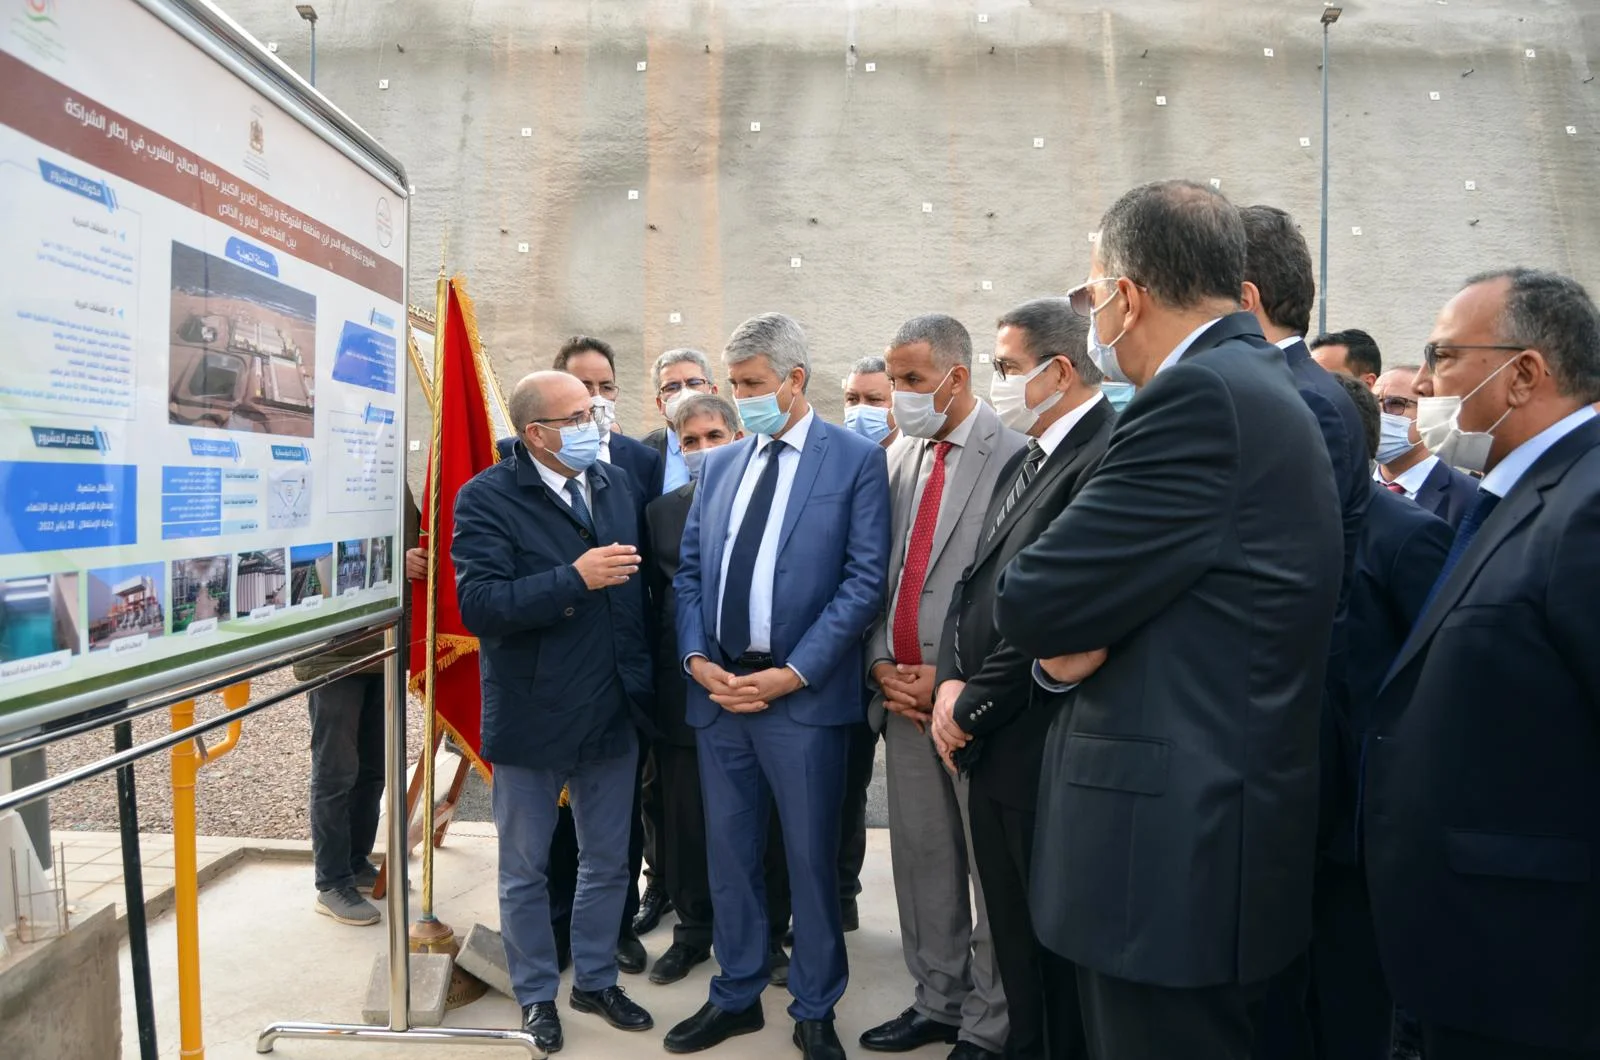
[170,680,250,1060]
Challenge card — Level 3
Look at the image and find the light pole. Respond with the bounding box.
[1318,5,1342,336]
[296,4,317,86]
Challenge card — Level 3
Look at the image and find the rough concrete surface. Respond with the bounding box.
[0,903,121,1060]
[220,0,1600,436]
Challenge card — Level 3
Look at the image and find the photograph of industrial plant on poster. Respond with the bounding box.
[167,242,318,438]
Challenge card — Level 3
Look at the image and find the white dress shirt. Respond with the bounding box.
[1037,393,1110,457]
[1374,454,1440,498]
[1480,406,1598,498]
[529,448,590,510]
[1275,335,1302,351]
[662,428,690,493]
[715,409,815,656]
[1152,317,1224,378]
[598,429,613,465]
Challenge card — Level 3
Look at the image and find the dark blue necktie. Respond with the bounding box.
[719,441,783,660]
[1419,488,1501,616]
[563,477,594,535]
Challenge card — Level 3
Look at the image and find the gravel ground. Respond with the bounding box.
[46,666,425,840]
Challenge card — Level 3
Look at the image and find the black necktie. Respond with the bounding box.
[1419,488,1501,615]
[991,441,1046,540]
[719,441,784,659]
[563,477,594,535]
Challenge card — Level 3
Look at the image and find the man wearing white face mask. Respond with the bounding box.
[1372,365,1479,527]
[1364,268,1600,1060]
[931,297,1114,1060]
[642,348,719,499]
[861,314,1023,1060]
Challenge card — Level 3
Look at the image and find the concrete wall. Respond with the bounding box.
[0,903,120,1060]
[222,0,1600,433]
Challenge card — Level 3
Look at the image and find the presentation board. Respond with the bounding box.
[0,0,409,737]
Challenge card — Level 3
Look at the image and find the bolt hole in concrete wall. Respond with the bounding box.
[233,0,1600,459]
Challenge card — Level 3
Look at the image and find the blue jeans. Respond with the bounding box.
[491,729,639,1005]
[308,674,385,892]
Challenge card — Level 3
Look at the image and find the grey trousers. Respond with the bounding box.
[884,712,1009,1052]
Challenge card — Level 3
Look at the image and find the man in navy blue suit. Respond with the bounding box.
[453,370,656,1053]
[1372,365,1479,527]
[664,312,891,1060]
[1365,268,1600,1060]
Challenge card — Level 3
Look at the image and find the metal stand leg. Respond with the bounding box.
[256,627,541,1056]
[115,717,160,1060]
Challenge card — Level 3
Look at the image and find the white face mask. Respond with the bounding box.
[989,358,1063,434]
[663,390,690,423]
[592,395,617,432]
[891,367,957,439]
[1375,412,1420,464]
[1415,356,1518,473]
[1086,283,1133,385]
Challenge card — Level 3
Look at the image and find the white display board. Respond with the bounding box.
[0,0,408,735]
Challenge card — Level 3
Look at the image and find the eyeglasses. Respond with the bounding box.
[591,381,620,399]
[658,377,711,397]
[1379,396,1418,416]
[530,409,597,431]
[1421,343,1526,371]
[1066,277,1123,317]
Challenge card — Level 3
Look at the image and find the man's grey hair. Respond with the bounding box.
[844,355,887,386]
[1465,268,1600,402]
[995,298,1103,386]
[651,347,712,393]
[1097,179,1246,310]
[671,391,741,435]
[724,312,811,391]
[890,314,972,370]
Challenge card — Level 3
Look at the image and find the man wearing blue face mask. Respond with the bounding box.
[667,312,890,1060]
[843,356,898,446]
[453,370,657,1053]
[1372,365,1478,527]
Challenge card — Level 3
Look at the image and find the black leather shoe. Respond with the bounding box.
[569,984,653,1031]
[794,1019,847,1060]
[616,930,647,974]
[949,1043,1001,1059]
[841,897,859,932]
[649,942,710,985]
[860,1007,960,1052]
[521,1002,563,1053]
[664,1001,765,1054]
[769,941,791,987]
[633,879,672,935]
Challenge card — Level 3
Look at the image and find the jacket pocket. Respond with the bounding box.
[1446,828,1591,883]
[1063,733,1169,796]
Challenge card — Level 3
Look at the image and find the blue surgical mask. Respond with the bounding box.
[1375,412,1419,464]
[736,380,795,437]
[1087,283,1133,385]
[844,403,893,443]
[682,448,708,480]
[1102,381,1136,413]
[549,421,601,473]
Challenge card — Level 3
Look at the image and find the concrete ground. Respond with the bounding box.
[118,823,932,1059]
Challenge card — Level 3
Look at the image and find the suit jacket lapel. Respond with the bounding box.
[703,437,756,584]
[883,435,919,581]
[975,398,1111,568]
[926,405,998,574]
[1414,460,1446,511]
[776,422,828,556]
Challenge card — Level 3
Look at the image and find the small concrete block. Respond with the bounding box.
[456,923,514,998]
[362,953,452,1026]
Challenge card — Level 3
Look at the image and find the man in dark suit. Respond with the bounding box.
[1364,268,1600,1060]
[453,371,656,1052]
[641,392,793,987]
[1238,204,1373,1060]
[995,180,1343,1060]
[1311,376,1452,1060]
[1373,365,1479,527]
[930,298,1114,1060]
[665,313,890,1060]
[640,347,718,497]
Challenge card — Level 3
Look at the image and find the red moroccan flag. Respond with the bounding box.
[408,277,498,779]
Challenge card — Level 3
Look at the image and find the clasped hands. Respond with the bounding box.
[689,657,801,714]
[873,661,936,733]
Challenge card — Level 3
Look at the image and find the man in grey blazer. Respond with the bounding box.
[861,315,1025,1059]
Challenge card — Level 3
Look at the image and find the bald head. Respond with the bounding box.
[510,371,589,440]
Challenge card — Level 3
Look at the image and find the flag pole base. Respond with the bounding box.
[409,915,457,956]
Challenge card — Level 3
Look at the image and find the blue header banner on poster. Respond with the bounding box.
[330,320,398,394]
[224,237,279,277]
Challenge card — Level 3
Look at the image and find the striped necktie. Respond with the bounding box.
[991,441,1046,540]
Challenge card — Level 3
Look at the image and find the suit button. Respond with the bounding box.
[579,529,590,539]
[563,607,575,617]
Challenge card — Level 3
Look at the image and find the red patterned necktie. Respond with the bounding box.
[1386,482,1407,494]
[892,441,952,665]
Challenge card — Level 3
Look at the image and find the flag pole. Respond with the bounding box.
[410,252,454,956]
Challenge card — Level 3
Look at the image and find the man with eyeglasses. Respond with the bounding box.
[1363,268,1600,1060]
[995,180,1342,1060]
[641,348,719,498]
[1372,366,1478,527]
[453,370,656,1052]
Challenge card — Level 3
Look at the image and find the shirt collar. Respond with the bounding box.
[1480,406,1598,498]
[524,445,585,498]
[1275,335,1304,351]
[598,429,613,463]
[666,427,681,456]
[761,407,815,454]
[1154,317,1224,377]
[1037,393,1108,456]
[1377,453,1439,496]
[926,402,979,451]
